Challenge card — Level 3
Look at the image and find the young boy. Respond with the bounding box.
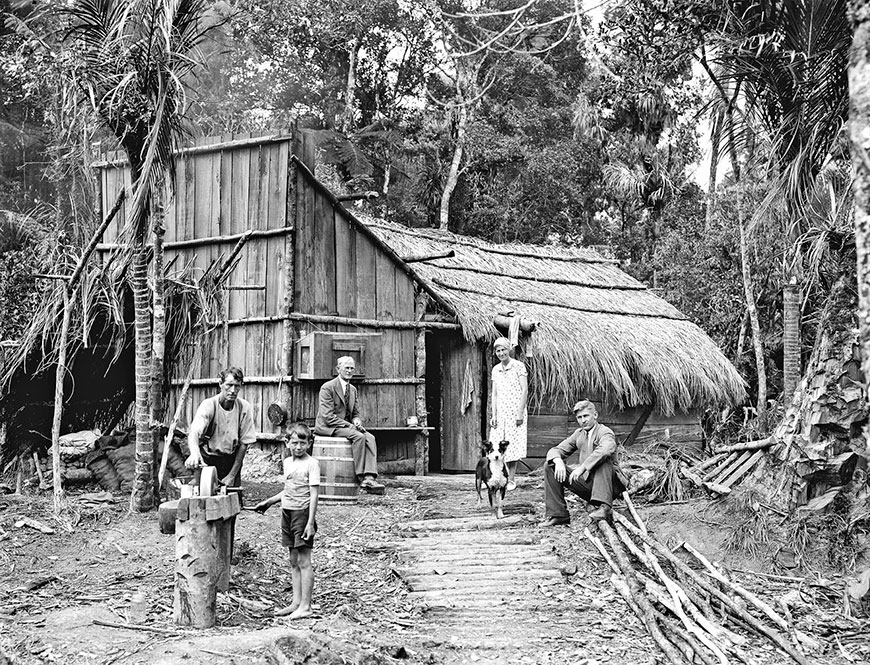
[253,422,320,619]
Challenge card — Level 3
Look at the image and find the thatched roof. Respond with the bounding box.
[365,220,746,415]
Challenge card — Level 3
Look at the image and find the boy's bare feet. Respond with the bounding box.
[274,603,300,617]
[289,607,313,619]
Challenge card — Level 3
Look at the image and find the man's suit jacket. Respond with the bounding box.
[315,376,360,435]
[545,423,628,486]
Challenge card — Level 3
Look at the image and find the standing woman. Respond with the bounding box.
[489,337,528,490]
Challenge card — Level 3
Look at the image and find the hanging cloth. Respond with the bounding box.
[461,359,475,414]
[508,315,522,349]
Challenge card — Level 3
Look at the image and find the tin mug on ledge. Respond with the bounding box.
[406,415,419,427]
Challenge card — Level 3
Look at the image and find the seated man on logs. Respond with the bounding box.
[541,399,628,526]
[184,366,256,487]
[314,356,385,495]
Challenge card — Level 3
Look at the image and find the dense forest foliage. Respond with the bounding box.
[0,0,858,429]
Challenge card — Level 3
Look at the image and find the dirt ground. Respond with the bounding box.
[1,472,867,665]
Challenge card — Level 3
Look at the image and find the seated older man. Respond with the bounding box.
[541,400,628,526]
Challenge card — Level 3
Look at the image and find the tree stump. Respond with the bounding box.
[173,493,240,628]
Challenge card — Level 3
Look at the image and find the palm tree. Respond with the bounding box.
[63,0,213,511]
[705,0,850,399]
[851,0,870,388]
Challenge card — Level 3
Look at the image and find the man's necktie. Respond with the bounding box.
[344,383,351,419]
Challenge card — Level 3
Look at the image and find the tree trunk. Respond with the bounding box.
[850,0,870,412]
[150,181,167,498]
[340,36,360,134]
[50,287,72,512]
[739,205,767,422]
[725,111,768,423]
[382,152,391,198]
[705,111,722,232]
[132,240,154,512]
[782,279,801,399]
[734,309,748,365]
[439,102,467,231]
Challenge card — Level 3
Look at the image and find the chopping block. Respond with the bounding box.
[172,493,240,628]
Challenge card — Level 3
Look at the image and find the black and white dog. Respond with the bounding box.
[475,439,509,519]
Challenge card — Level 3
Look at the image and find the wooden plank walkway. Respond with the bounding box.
[390,512,577,659]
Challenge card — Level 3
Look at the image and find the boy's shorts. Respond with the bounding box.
[281,508,316,549]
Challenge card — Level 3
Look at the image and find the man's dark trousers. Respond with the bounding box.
[330,427,378,478]
[544,458,624,519]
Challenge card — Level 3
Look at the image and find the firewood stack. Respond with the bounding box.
[587,495,808,665]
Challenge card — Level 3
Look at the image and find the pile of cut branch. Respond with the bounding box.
[682,439,772,497]
[586,495,807,665]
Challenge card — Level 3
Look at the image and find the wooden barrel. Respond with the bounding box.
[312,436,359,504]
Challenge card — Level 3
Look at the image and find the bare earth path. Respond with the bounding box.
[379,474,658,664]
[2,473,860,664]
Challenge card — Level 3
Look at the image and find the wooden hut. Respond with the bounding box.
[84,127,745,474]
[361,221,746,471]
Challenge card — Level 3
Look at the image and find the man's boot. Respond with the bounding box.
[588,504,612,521]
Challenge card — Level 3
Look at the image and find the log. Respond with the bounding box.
[402,249,454,263]
[623,492,648,536]
[159,500,179,535]
[655,610,720,665]
[583,527,623,576]
[336,190,379,202]
[717,450,765,489]
[713,438,773,454]
[492,314,538,333]
[701,452,740,482]
[613,512,807,665]
[173,495,240,627]
[379,458,416,476]
[694,453,727,473]
[680,542,788,632]
[61,468,94,484]
[644,543,731,665]
[595,521,686,665]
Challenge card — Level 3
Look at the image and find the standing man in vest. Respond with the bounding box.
[185,366,256,487]
[315,356,384,494]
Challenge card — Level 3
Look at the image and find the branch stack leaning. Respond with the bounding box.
[585,494,808,665]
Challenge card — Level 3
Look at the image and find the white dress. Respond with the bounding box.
[489,358,528,462]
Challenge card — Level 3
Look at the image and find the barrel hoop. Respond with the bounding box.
[321,482,359,488]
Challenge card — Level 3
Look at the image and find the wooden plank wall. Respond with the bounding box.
[439,334,486,471]
[289,130,418,461]
[98,132,294,434]
[526,403,704,470]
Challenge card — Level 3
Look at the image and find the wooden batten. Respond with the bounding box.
[280,137,298,419]
[209,312,460,330]
[414,291,429,475]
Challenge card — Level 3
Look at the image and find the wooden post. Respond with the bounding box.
[413,291,429,475]
[50,287,72,511]
[281,137,298,418]
[173,494,240,628]
[45,191,126,513]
